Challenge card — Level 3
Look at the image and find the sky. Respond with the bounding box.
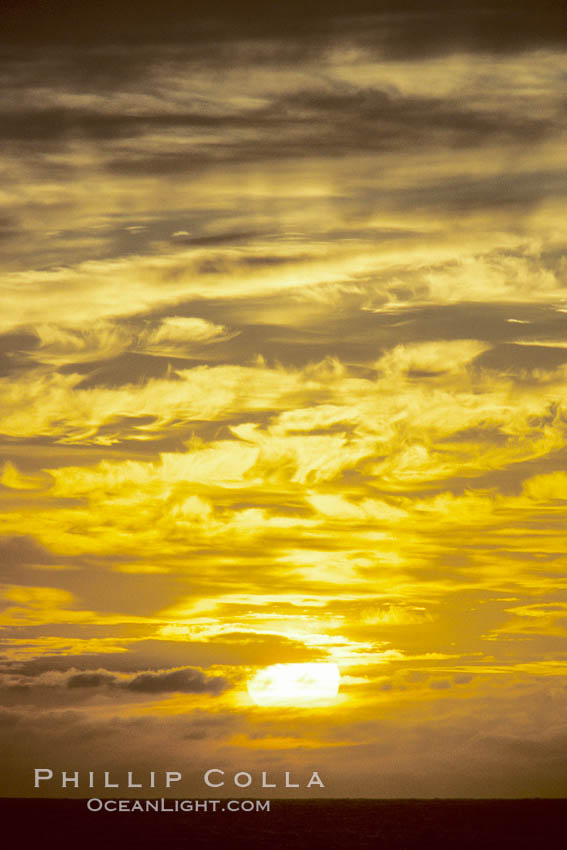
[1,0,567,798]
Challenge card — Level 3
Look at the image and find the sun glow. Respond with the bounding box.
[247,662,341,707]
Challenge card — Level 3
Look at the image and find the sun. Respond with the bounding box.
[247,662,340,707]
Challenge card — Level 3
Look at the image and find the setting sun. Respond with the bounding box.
[247,663,341,707]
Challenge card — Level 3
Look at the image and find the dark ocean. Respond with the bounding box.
[3,798,566,849]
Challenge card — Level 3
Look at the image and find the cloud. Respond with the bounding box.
[66,672,116,688]
[65,353,185,389]
[523,471,567,501]
[0,535,60,568]
[5,670,567,799]
[4,84,552,163]
[170,230,266,247]
[1,462,52,491]
[123,668,228,694]
[141,316,235,357]
[64,666,228,694]
[2,0,567,801]
[474,344,567,376]
[5,2,567,58]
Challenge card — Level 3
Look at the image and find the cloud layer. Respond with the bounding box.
[2,2,567,799]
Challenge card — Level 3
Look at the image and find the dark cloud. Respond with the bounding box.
[104,151,209,177]
[64,666,228,693]
[239,255,304,267]
[0,331,42,375]
[0,108,279,144]
[66,672,116,688]
[473,344,567,376]
[2,83,558,180]
[441,426,510,446]
[0,332,40,354]
[3,1,566,56]
[3,87,556,151]
[0,704,241,797]
[392,170,567,215]
[124,667,228,694]
[356,3,567,59]
[0,535,60,569]
[100,109,560,178]
[59,353,187,389]
[0,352,41,377]
[3,632,324,678]
[0,215,21,242]
[273,86,556,148]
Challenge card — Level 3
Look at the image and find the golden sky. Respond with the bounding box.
[2,0,567,798]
